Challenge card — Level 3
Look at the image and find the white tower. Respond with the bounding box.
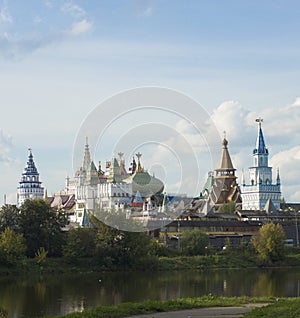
[241,119,281,210]
[17,149,44,206]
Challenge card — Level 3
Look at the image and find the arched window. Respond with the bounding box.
[260,157,263,166]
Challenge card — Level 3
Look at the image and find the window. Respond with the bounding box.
[260,157,263,166]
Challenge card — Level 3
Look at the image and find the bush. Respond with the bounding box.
[252,222,286,263]
[63,228,96,263]
[0,228,26,266]
[180,230,209,256]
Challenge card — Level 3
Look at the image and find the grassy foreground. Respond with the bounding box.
[244,298,300,317]
[45,295,277,318]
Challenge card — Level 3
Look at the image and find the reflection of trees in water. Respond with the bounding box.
[2,269,300,316]
[251,269,299,297]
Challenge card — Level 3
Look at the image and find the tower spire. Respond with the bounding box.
[254,118,268,155]
[276,168,281,185]
[217,137,234,170]
[82,138,91,171]
[136,152,143,172]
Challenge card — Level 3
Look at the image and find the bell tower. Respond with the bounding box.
[17,149,44,206]
[241,119,281,210]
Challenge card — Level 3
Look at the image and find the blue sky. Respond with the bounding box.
[1,0,300,204]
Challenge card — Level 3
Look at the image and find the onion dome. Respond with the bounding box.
[123,152,164,197]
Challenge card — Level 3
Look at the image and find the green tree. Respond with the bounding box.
[219,201,236,213]
[180,230,209,256]
[0,204,19,233]
[0,227,26,266]
[18,199,67,257]
[63,228,96,263]
[115,231,155,267]
[90,214,155,268]
[252,222,286,262]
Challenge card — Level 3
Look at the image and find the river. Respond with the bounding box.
[1,268,300,317]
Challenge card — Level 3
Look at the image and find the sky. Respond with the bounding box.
[1,0,300,205]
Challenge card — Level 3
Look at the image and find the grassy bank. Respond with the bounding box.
[244,298,300,317]
[45,295,275,318]
[2,247,300,276]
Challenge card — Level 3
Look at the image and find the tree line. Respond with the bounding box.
[0,199,288,269]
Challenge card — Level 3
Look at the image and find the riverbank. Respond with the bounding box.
[44,295,300,318]
[2,247,300,276]
[43,295,272,318]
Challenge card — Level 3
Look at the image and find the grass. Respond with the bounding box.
[45,295,276,318]
[45,296,300,318]
[244,298,300,317]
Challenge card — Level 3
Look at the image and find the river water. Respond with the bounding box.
[1,268,300,317]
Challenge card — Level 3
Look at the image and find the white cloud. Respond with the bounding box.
[61,2,86,18]
[0,129,15,164]
[270,146,300,186]
[44,0,54,8]
[210,100,255,145]
[141,6,154,17]
[258,97,300,144]
[33,16,43,24]
[67,19,93,35]
[0,7,12,24]
[135,0,155,17]
[290,97,300,108]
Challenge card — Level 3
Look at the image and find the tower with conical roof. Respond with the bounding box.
[209,136,242,210]
[17,149,44,206]
[241,119,281,210]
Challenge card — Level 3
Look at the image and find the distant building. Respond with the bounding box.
[209,136,242,210]
[64,140,164,226]
[241,118,281,210]
[17,149,44,206]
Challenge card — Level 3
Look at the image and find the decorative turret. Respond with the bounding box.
[17,148,44,206]
[129,156,137,175]
[276,168,281,185]
[82,137,92,172]
[85,161,99,186]
[136,152,144,172]
[106,152,129,183]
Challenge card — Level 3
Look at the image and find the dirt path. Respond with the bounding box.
[126,303,268,318]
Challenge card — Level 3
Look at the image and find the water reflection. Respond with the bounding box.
[1,268,300,317]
